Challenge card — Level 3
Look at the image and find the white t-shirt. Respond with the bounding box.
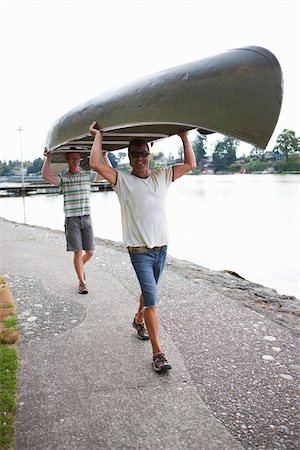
[113,166,173,248]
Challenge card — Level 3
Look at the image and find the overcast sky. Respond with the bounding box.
[0,0,299,162]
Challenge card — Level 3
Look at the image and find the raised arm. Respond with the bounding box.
[41,148,60,185]
[94,152,112,182]
[172,131,197,180]
[89,121,117,185]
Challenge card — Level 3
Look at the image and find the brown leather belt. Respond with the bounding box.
[127,246,163,254]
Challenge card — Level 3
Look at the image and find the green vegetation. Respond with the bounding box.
[227,162,243,173]
[0,345,18,449]
[0,276,20,449]
[212,137,239,172]
[274,155,300,173]
[201,128,300,174]
[149,151,166,170]
[192,133,207,165]
[0,158,43,176]
[274,129,300,159]
[243,156,300,174]
[245,160,271,173]
[1,129,300,176]
[3,316,17,329]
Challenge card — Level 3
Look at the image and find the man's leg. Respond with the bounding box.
[129,248,171,369]
[73,250,85,284]
[144,302,171,372]
[82,249,93,266]
[135,294,145,323]
[133,295,149,340]
[74,249,94,282]
[81,216,95,281]
[143,305,161,356]
[135,294,161,354]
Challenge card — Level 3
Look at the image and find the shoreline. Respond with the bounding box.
[1,217,299,449]
[95,235,300,335]
[3,218,299,334]
[1,173,299,300]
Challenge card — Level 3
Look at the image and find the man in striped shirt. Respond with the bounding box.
[42,148,108,294]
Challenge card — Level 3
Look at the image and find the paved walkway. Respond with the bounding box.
[0,218,299,450]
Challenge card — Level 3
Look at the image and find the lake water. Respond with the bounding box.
[0,174,299,299]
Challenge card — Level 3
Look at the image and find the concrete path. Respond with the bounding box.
[0,218,299,450]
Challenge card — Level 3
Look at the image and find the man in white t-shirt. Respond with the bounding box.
[89,121,196,373]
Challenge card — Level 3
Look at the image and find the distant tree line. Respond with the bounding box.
[0,158,44,176]
[1,129,299,176]
[191,128,300,173]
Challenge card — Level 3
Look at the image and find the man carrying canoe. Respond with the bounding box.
[89,121,196,373]
[42,148,109,294]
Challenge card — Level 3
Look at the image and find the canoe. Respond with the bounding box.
[46,45,283,163]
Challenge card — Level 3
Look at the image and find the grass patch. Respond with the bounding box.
[0,276,20,449]
[3,317,17,329]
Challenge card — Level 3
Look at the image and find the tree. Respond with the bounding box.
[167,153,175,163]
[249,146,264,160]
[149,151,165,169]
[27,158,44,174]
[114,151,127,165]
[0,159,21,175]
[192,133,207,166]
[212,137,239,172]
[152,151,164,161]
[0,161,10,176]
[273,129,300,159]
[177,145,183,162]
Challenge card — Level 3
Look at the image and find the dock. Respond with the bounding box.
[0,181,112,196]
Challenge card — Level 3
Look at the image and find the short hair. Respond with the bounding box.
[128,139,149,153]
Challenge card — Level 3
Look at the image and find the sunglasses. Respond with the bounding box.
[129,150,150,158]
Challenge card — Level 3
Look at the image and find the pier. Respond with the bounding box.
[0,181,112,196]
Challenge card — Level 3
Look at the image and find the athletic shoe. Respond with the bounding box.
[79,283,88,294]
[132,314,150,340]
[152,353,172,373]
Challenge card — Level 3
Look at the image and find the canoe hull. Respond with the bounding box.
[46,46,283,163]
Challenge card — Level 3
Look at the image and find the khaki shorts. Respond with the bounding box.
[65,216,94,252]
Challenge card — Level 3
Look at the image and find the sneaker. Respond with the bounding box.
[79,283,88,294]
[132,314,150,340]
[152,353,172,373]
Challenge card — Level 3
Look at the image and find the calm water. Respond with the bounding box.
[1,174,299,299]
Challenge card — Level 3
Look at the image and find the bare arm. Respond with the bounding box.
[89,121,117,185]
[41,149,60,185]
[94,152,112,182]
[172,131,197,181]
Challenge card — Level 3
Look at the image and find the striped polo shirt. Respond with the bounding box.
[58,169,97,217]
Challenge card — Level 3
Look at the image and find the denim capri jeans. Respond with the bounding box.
[129,246,167,308]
